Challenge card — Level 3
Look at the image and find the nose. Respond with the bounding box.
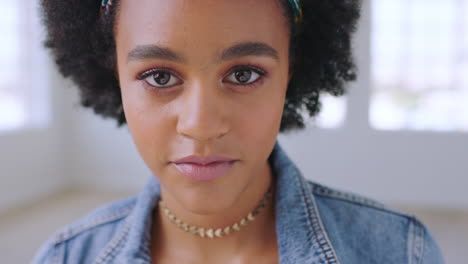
[176,82,230,142]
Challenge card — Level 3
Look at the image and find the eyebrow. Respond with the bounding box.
[126,41,279,64]
[127,45,185,63]
[219,42,279,62]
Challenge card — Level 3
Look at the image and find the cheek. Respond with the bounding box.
[235,85,286,143]
[120,83,174,172]
[245,101,282,130]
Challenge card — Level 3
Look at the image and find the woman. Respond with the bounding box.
[33,0,444,263]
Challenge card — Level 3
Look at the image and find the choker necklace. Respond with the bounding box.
[159,186,273,239]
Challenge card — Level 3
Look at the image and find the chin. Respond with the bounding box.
[177,186,240,215]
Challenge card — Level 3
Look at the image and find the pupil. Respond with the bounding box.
[235,70,251,83]
[154,71,170,85]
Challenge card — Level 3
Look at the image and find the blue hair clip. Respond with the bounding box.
[288,0,303,24]
[101,0,113,15]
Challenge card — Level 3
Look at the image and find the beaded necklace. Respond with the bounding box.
[159,186,273,239]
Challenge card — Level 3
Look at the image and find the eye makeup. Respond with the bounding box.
[135,63,269,93]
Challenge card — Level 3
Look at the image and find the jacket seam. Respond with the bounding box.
[312,184,385,208]
[408,217,425,264]
[52,242,62,264]
[311,183,414,219]
[51,200,136,245]
[306,181,341,264]
[408,217,415,264]
[93,214,133,264]
[297,174,339,264]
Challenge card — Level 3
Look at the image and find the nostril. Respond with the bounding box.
[176,112,229,141]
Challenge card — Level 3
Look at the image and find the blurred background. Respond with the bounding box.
[0,0,467,263]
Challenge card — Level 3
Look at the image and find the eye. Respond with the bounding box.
[224,66,266,86]
[138,69,182,88]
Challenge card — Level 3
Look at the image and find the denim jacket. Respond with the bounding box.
[31,140,445,264]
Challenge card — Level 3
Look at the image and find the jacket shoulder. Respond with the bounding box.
[309,180,403,214]
[307,181,445,263]
[31,195,137,264]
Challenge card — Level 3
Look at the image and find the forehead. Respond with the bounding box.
[115,0,290,60]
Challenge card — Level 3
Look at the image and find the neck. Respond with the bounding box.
[150,162,277,262]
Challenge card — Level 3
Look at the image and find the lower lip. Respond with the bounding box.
[173,161,236,181]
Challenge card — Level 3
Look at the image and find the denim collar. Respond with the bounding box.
[94,140,340,264]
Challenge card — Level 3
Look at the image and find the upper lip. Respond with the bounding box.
[172,155,236,165]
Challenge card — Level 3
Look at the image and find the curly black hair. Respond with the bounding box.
[40,0,361,133]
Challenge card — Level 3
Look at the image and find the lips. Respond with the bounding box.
[171,154,237,181]
[173,161,236,181]
[173,154,235,165]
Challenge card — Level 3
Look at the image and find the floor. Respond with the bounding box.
[0,189,466,263]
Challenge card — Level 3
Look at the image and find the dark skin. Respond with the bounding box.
[114,0,292,262]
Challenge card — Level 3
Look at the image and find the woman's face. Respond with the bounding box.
[115,0,291,213]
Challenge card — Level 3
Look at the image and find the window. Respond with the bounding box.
[0,0,50,132]
[370,0,468,132]
[307,94,347,129]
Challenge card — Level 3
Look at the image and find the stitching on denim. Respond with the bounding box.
[311,183,415,219]
[51,198,136,245]
[418,220,426,264]
[312,184,385,208]
[51,239,66,264]
[139,234,152,263]
[305,180,341,264]
[137,205,158,260]
[407,218,415,264]
[295,171,339,264]
[52,243,60,264]
[92,215,133,264]
[293,171,323,263]
[410,217,425,264]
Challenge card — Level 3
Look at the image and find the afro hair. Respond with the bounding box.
[40,0,361,133]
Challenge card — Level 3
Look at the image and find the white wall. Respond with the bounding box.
[63,95,150,193]
[0,62,68,214]
[278,130,468,210]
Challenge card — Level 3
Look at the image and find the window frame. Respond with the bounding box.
[0,0,51,133]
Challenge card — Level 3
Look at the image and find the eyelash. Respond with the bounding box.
[136,64,268,92]
[136,66,183,92]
